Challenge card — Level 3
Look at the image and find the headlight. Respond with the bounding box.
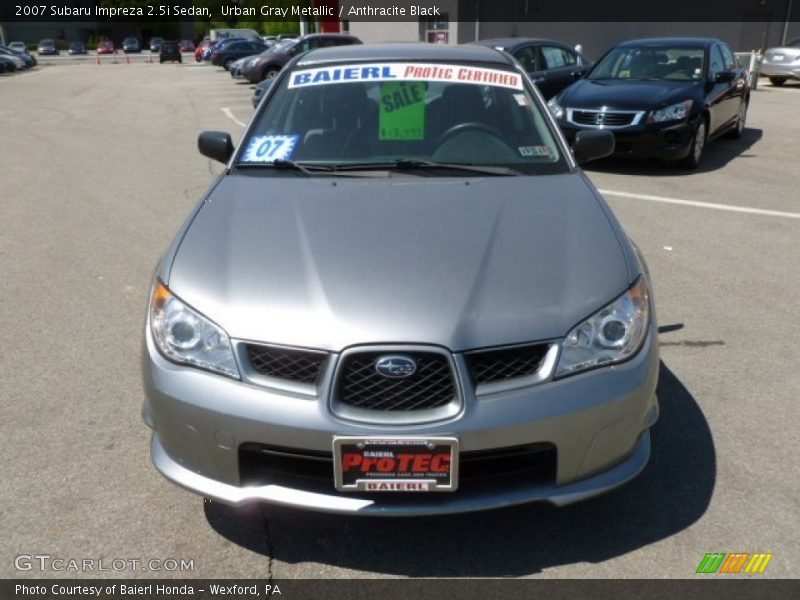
[547,96,564,119]
[149,281,239,379]
[648,99,693,123]
[555,278,650,377]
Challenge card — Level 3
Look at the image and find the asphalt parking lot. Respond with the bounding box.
[1,62,798,579]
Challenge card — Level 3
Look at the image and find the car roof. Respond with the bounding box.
[297,42,514,67]
[473,38,564,49]
[619,37,721,47]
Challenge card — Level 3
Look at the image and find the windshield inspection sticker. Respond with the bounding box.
[519,145,552,157]
[514,93,532,106]
[242,135,299,163]
[379,82,426,141]
[288,62,523,90]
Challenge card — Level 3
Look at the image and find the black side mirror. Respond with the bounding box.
[198,131,234,164]
[573,129,615,164]
[715,70,735,83]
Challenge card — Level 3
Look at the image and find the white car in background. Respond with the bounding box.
[760,38,800,86]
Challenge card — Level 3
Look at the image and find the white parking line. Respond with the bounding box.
[221,107,247,128]
[599,189,800,220]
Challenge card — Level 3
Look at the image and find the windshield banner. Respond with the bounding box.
[288,63,524,90]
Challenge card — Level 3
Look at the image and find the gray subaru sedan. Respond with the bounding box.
[142,44,659,515]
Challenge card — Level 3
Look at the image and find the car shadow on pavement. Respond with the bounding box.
[585,127,763,176]
[204,361,715,577]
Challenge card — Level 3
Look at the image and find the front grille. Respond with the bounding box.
[466,344,550,385]
[245,344,327,385]
[336,351,455,411]
[239,443,557,492]
[571,110,636,127]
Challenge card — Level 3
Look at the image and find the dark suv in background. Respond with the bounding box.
[243,33,362,82]
[159,41,182,64]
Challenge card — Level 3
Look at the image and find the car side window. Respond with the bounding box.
[541,45,577,69]
[720,44,736,70]
[513,45,539,72]
[708,45,725,79]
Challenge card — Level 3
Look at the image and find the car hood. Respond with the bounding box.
[168,174,632,352]
[561,78,700,110]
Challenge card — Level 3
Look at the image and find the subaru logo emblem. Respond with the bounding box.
[375,355,417,379]
[594,113,606,125]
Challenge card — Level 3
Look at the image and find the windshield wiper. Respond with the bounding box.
[234,159,334,175]
[328,159,521,176]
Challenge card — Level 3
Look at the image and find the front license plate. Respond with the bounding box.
[333,436,458,492]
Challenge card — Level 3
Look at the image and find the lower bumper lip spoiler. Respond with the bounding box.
[150,428,651,516]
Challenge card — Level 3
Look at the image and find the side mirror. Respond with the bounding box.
[714,70,735,83]
[573,129,615,164]
[198,131,234,164]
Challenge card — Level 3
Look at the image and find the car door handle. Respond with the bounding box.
[532,76,546,83]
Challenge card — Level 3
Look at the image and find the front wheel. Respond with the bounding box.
[224,59,233,70]
[769,76,786,86]
[262,67,280,82]
[681,118,707,169]
[726,100,747,139]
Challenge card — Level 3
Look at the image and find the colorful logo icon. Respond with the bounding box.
[696,552,773,574]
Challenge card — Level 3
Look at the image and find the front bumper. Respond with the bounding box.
[559,118,696,161]
[143,326,659,515]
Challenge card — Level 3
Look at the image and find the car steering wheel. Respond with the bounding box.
[434,122,510,152]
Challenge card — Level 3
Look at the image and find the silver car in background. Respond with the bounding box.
[142,44,660,515]
[760,37,800,85]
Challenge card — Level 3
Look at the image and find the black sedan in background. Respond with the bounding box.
[211,39,269,70]
[548,37,750,168]
[472,38,592,99]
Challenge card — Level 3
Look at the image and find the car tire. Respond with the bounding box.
[681,117,707,169]
[224,58,233,70]
[725,100,747,139]
[769,76,786,86]
[262,67,280,82]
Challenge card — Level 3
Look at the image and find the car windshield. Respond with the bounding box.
[41,40,54,47]
[588,46,705,81]
[239,61,567,175]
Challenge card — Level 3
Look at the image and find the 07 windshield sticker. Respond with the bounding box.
[379,82,426,141]
[288,62,523,90]
[241,135,299,163]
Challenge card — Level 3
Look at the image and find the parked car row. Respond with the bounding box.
[12,37,197,56]
[0,43,37,73]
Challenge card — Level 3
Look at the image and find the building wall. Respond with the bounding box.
[347,21,422,43]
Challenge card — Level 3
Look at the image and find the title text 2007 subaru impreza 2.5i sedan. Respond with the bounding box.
[142,44,659,516]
